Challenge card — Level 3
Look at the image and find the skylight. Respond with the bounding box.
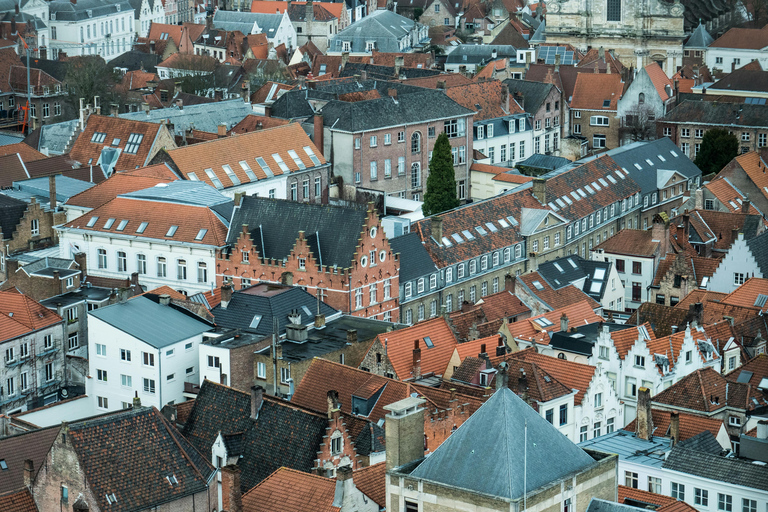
[615,171,625,179]
[91,132,106,143]
[591,181,601,190]
[136,222,148,233]
[553,262,564,273]
[87,216,99,227]
[589,282,602,293]
[272,153,290,173]
[222,164,240,185]
[670,149,678,157]
[754,294,768,308]
[606,175,617,184]
[239,161,257,181]
[461,229,475,240]
[475,225,488,236]
[593,267,606,280]
[556,198,566,208]
[124,133,144,154]
[563,195,573,205]
[287,150,306,170]
[195,229,208,241]
[188,172,199,181]
[598,178,608,187]
[584,185,594,194]
[498,218,510,228]
[577,189,587,198]
[485,222,498,232]
[204,168,223,189]
[532,280,544,290]
[548,202,559,211]
[570,191,580,200]
[116,219,128,231]
[441,236,452,246]
[303,146,322,166]
[567,258,578,268]
[634,163,642,170]
[602,99,610,108]
[166,225,178,237]
[250,314,262,329]
[451,233,463,243]
[111,138,120,147]
[645,158,654,166]
[104,218,116,229]
[534,317,553,327]
[424,336,434,348]
[0,460,7,470]
[658,154,666,162]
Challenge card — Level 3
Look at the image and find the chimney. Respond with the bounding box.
[742,197,751,213]
[394,56,404,76]
[221,465,243,512]
[264,105,271,118]
[23,460,33,488]
[133,390,141,408]
[221,283,233,309]
[388,88,398,101]
[48,174,57,210]
[412,339,421,380]
[532,177,546,204]
[206,13,213,30]
[495,337,506,356]
[346,329,357,343]
[314,314,325,328]
[250,386,264,420]
[694,188,703,209]
[598,47,605,62]
[555,53,561,72]
[110,103,119,117]
[504,273,515,293]
[688,302,703,326]
[74,251,87,276]
[159,294,171,306]
[15,2,19,14]
[436,79,446,89]
[478,343,487,358]
[431,216,443,243]
[682,214,690,242]
[175,80,183,97]
[149,40,156,54]
[757,420,768,439]
[281,271,293,286]
[636,387,653,441]
[313,113,324,155]
[501,83,509,112]
[234,192,245,207]
[495,361,509,390]
[560,313,568,332]
[383,396,426,470]
[305,0,314,21]
[491,48,498,60]
[669,411,680,446]
[218,123,227,138]
[341,51,350,70]
[651,214,670,255]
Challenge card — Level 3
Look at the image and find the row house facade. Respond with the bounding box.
[504,79,564,158]
[48,0,135,60]
[217,197,400,321]
[569,72,625,152]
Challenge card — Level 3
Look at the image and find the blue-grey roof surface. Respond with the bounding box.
[409,387,595,500]
[529,19,546,42]
[119,99,253,135]
[389,232,437,282]
[12,175,94,203]
[212,10,282,35]
[578,429,672,468]
[503,78,558,115]
[49,0,134,21]
[35,119,79,155]
[89,296,212,348]
[446,45,519,65]
[0,132,23,147]
[329,9,428,53]
[121,181,231,207]
[746,229,768,276]
[685,22,714,48]
[519,153,571,171]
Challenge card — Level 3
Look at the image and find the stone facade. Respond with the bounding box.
[358,337,399,378]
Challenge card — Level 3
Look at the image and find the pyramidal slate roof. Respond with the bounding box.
[408,387,595,500]
[685,22,714,49]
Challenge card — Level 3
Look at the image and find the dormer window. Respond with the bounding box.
[87,9,93,17]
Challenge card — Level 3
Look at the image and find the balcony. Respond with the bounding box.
[183,381,200,399]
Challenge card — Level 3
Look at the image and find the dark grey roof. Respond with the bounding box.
[662,100,768,128]
[228,196,368,268]
[408,387,596,500]
[13,175,94,203]
[18,57,70,82]
[390,232,437,282]
[210,284,338,335]
[36,119,79,155]
[320,88,473,132]
[89,296,213,348]
[529,19,546,43]
[519,154,571,171]
[584,138,702,196]
[329,10,428,53]
[549,322,627,356]
[675,430,725,455]
[503,78,558,115]
[110,51,162,73]
[685,22,714,48]
[536,254,611,300]
[49,0,133,21]
[445,45,519,65]
[746,229,768,276]
[663,442,768,491]
[0,194,27,239]
[119,99,254,135]
[0,132,23,147]
[18,256,76,274]
[352,420,385,456]
[40,286,113,309]
[587,499,641,512]
[340,62,440,80]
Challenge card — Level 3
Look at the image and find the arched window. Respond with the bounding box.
[638,92,645,104]
[606,0,621,21]
[411,132,421,153]
[558,353,567,360]
[177,259,187,280]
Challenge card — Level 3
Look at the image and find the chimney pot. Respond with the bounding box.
[346,329,357,343]
[159,294,171,306]
[218,123,227,138]
[670,411,680,446]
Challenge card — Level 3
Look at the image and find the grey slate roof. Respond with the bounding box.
[662,100,768,128]
[49,0,134,21]
[12,175,94,204]
[746,229,768,276]
[408,387,596,500]
[18,256,77,277]
[210,284,338,335]
[519,154,571,172]
[389,232,437,282]
[329,9,428,53]
[536,254,611,301]
[212,10,283,35]
[89,296,213,348]
[36,119,79,155]
[685,22,714,48]
[445,45,519,65]
[579,430,672,468]
[675,430,723,455]
[529,19,546,43]
[0,132,23,147]
[121,181,232,208]
[503,78,558,115]
[119,98,254,135]
[228,196,368,268]
[0,194,28,239]
[109,50,162,74]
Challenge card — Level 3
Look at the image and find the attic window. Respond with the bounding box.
[116,220,129,231]
[166,225,179,237]
[105,493,117,504]
[589,282,602,293]
[567,258,577,268]
[485,222,498,232]
[222,164,241,185]
[239,161,257,181]
[670,149,679,157]
[111,138,121,147]
[461,229,475,240]
[250,314,262,329]
[602,100,610,108]
[136,222,148,233]
[166,475,179,486]
[475,225,487,236]
[424,336,434,348]
[195,229,208,241]
[287,150,306,170]
[755,294,768,308]
[303,146,321,166]
[86,216,99,227]
[498,218,510,228]
[124,133,144,154]
[534,317,553,327]
[532,280,544,290]
[553,262,564,273]
[91,132,107,143]
[103,218,116,229]
[272,153,290,173]
[188,172,199,181]
[204,168,224,189]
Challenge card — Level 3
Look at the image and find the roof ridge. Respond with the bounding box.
[155,407,209,483]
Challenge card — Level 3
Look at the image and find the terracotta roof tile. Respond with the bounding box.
[0,142,46,162]
[229,115,290,134]
[148,22,184,47]
[570,72,624,110]
[508,300,603,345]
[0,488,37,512]
[511,350,596,403]
[623,409,725,442]
[731,152,768,201]
[451,355,486,383]
[352,462,385,508]
[65,166,177,209]
[69,115,166,171]
[721,277,768,312]
[710,25,768,50]
[725,353,768,387]
[652,367,761,413]
[371,317,458,379]
[674,289,728,310]
[618,485,701,512]
[704,176,764,216]
[627,303,690,338]
[444,79,524,121]
[166,123,326,189]
[476,289,530,319]
[455,334,504,361]
[493,172,534,184]
[519,272,601,310]
[0,290,63,341]
[242,467,340,512]
[610,322,656,359]
[594,228,660,257]
[644,62,673,101]
[497,356,573,403]
[470,162,509,175]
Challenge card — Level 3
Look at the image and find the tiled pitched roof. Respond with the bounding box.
[0,427,59,494]
[618,485,699,512]
[652,367,760,413]
[372,316,458,379]
[594,228,660,257]
[519,272,601,310]
[157,52,218,72]
[229,115,290,134]
[492,172,535,184]
[628,302,690,338]
[646,326,719,374]
[610,322,655,359]
[477,289,530,319]
[444,79,524,121]
[721,277,768,312]
[704,176,764,216]
[241,467,340,512]
[0,290,63,342]
[510,350,596,403]
[577,49,625,75]
[570,72,623,110]
[64,166,177,209]
[709,25,768,50]
[0,488,37,512]
[0,142,46,162]
[147,22,184,47]
[674,289,727,310]
[725,352,768,387]
[397,73,473,89]
[352,462,385,508]
[651,252,720,288]
[69,115,165,171]
[501,356,574,403]
[62,196,229,247]
[662,100,768,128]
[623,409,725,442]
[644,62,673,101]
[732,152,768,201]
[292,358,486,425]
[455,334,504,360]
[182,380,331,491]
[451,355,486,383]
[166,123,326,190]
[508,300,604,345]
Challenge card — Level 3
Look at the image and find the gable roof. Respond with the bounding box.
[241,467,340,512]
[373,316,458,379]
[0,142,46,162]
[662,100,768,128]
[444,79,524,121]
[709,24,768,50]
[609,322,656,360]
[721,277,768,312]
[511,349,596,403]
[0,290,63,342]
[594,228,660,257]
[570,72,623,110]
[652,367,763,413]
[503,78,557,114]
[644,63,674,102]
[518,271,601,311]
[69,115,166,171]
[389,233,437,282]
[408,387,595,500]
[0,194,29,240]
[508,300,604,345]
[0,426,59,494]
[623,409,725,442]
[352,462,385,508]
[704,176,764,216]
[64,165,178,209]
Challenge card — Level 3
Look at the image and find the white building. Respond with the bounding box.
[128,0,165,38]
[705,26,768,74]
[87,294,213,411]
[212,10,296,49]
[56,181,232,295]
[48,0,135,61]
[708,232,767,294]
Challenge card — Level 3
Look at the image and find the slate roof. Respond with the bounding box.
[0,194,28,240]
[119,98,254,135]
[662,100,768,128]
[446,45,520,66]
[89,295,213,348]
[212,10,284,35]
[536,254,612,301]
[389,232,437,282]
[181,380,331,491]
[210,283,337,335]
[594,229,660,258]
[503,78,557,115]
[519,154,571,172]
[407,387,596,500]
[685,22,714,48]
[329,10,427,53]
[48,0,133,21]
[241,467,340,512]
[68,406,216,511]
[0,426,59,494]
[228,195,369,268]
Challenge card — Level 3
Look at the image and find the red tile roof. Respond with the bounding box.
[610,322,656,360]
[0,488,37,512]
[397,73,474,89]
[475,289,531,319]
[623,409,725,442]
[470,162,509,175]
[229,115,290,134]
[721,277,768,312]
[352,463,385,507]
[241,467,339,512]
[444,79,524,121]
[519,272,601,311]
[704,176,764,216]
[644,62,673,101]
[371,316,458,379]
[674,289,728,310]
[65,166,177,209]
[508,300,603,345]
[147,22,184,47]
[500,355,574,403]
[710,25,768,50]
[725,353,768,387]
[512,349,597,403]
[0,426,60,494]
[652,367,762,413]
[731,152,768,201]
[166,123,326,189]
[0,142,46,162]
[455,334,504,360]
[594,228,660,257]
[0,290,63,341]
[619,485,699,512]
[570,72,624,110]
[493,172,535,184]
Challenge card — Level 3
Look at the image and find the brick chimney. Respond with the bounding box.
[218,123,227,138]
[532,178,546,205]
[412,340,421,380]
[742,197,751,213]
[346,329,357,343]
[281,271,293,286]
[651,214,670,255]
[636,387,654,441]
[504,273,515,293]
[305,0,314,21]
[250,385,264,420]
[495,336,506,356]
[669,411,680,446]
[431,216,443,243]
[23,460,33,488]
[221,465,243,512]
[221,283,233,309]
[49,174,58,210]
[313,113,324,156]
[326,389,340,418]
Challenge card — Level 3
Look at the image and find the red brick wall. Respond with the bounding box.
[316,412,363,471]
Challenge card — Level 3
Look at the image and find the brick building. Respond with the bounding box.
[217,196,400,321]
[503,79,564,157]
[569,72,625,152]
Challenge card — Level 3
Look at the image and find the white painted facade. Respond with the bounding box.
[575,369,623,443]
[133,0,166,37]
[198,337,230,386]
[48,0,135,61]
[472,115,533,169]
[708,234,762,294]
[592,248,656,311]
[705,46,768,75]
[87,313,206,411]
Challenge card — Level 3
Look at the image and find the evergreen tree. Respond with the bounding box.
[693,128,738,176]
[422,132,460,216]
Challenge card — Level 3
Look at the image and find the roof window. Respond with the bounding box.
[441,236,452,246]
[303,146,321,166]
[87,216,99,227]
[485,222,498,232]
[602,99,610,108]
[475,225,487,236]
[103,218,116,229]
[598,178,608,187]
[532,280,544,290]
[567,258,577,268]
[534,317,553,327]
[271,153,290,173]
[166,225,178,237]
[188,172,199,181]
[0,460,6,470]
[589,281,602,293]
[670,149,679,157]
[461,229,475,240]
[606,175,617,184]
[105,493,117,504]
[287,149,306,170]
[498,218,510,228]
[239,161,257,181]
[424,336,434,348]
[256,157,274,177]
[222,164,240,185]
[124,133,144,154]
[658,154,666,162]
[451,233,463,243]
[634,163,642,170]
[204,168,223,189]
[91,132,107,143]
[195,229,207,241]
[553,262,564,273]
[136,222,148,233]
[166,475,179,486]
[116,220,128,231]
[755,294,768,308]
[111,138,120,147]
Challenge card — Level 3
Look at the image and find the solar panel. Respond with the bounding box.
[539,46,575,65]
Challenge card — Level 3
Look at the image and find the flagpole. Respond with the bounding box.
[524,419,528,512]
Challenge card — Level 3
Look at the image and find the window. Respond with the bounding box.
[742,499,756,512]
[97,369,108,382]
[444,118,465,138]
[695,489,709,507]
[599,346,610,359]
[143,352,155,367]
[67,307,78,323]
[19,372,27,391]
[256,362,266,379]
[594,393,602,408]
[593,134,607,148]
[143,378,156,394]
[29,218,41,236]
[559,404,568,425]
[580,425,588,442]
[590,116,610,126]
[411,163,420,189]
[405,500,419,512]
[45,362,54,381]
[734,272,746,285]
[632,261,641,274]
[616,259,625,272]
[176,260,187,280]
[68,333,78,350]
[370,135,377,147]
[197,262,207,283]
[370,161,377,180]
[383,278,392,300]
[96,343,106,356]
[356,287,364,308]
[546,409,554,423]
[718,494,732,512]
[136,254,147,275]
[124,133,143,154]
[606,417,615,433]
[157,257,167,278]
[411,132,421,153]
[671,483,684,501]
[98,396,108,409]
[635,355,645,367]
[625,377,637,397]
[98,248,107,269]
[280,367,291,384]
[729,416,741,427]
[302,179,309,198]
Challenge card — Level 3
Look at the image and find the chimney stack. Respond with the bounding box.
[281,271,293,286]
[305,0,314,21]
[504,273,515,293]
[742,197,751,213]
[757,420,768,439]
[555,53,561,72]
[495,361,509,390]
[496,336,506,356]
[394,56,404,76]
[384,396,426,470]
[636,387,653,441]
[431,216,443,243]
[221,282,233,309]
[313,113,324,156]
[532,178,546,205]
[23,460,33,488]
[314,314,325,328]
[159,294,171,306]
[48,174,58,210]
[218,123,227,138]
[436,79,446,89]
[250,385,264,420]
[221,465,243,512]
[346,329,357,343]
[560,313,568,332]
[669,411,680,446]
[412,339,421,380]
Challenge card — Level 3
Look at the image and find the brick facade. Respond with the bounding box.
[316,409,363,473]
